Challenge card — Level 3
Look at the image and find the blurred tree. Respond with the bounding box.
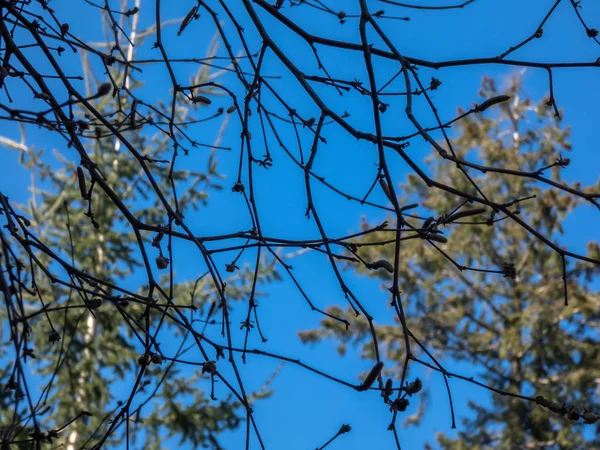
[0,10,279,450]
[299,75,600,449]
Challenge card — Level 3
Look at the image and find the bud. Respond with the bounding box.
[392,397,409,412]
[475,95,511,113]
[304,117,315,128]
[382,378,393,399]
[567,409,580,422]
[502,262,516,279]
[582,410,599,424]
[444,208,486,224]
[77,166,88,200]
[48,331,61,343]
[178,6,197,36]
[85,297,102,309]
[379,178,394,203]
[155,255,169,270]
[366,259,394,274]
[339,424,351,434]
[356,361,384,392]
[423,233,448,244]
[96,82,112,97]
[430,77,442,90]
[405,378,422,395]
[202,361,217,375]
[191,95,211,105]
[400,203,418,212]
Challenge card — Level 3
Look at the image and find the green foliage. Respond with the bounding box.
[0,24,279,450]
[299,75,600,448]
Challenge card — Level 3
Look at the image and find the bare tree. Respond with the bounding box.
[1,1,599,449]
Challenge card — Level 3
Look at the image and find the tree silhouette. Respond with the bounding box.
[1,1,600,449]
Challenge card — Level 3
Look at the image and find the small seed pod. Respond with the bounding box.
[138,354,150,366]
[382,378,394,399]
[392,398,409,412]
[76,166,88,200]
[430,77,442,90]
[155,255,169,270]
[304,117,315,128]
[96,82,112,97]
[191,95,211,105]
[378,178,394,203]
[202,361,217,375]
[232,182,245,193]
[339,424,351,434]
[502,262,516,279]
[226,263,238,273]
[424,233,448,244]
[356,361,384,392]
[444,208,486,224]
[85,297,103,309]
[400,203,419,212]
[366,259,394,274]
[5,378,17,390]
[48,331,61,344]
[475,95,511,113]
[150,353,163,364]
[77,120,89,131]
[405,378,422,396]
[226,105,237,114]
[422,217,434,230]
[178,6,197,36]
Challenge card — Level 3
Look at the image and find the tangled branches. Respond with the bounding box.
[1,0,599,448]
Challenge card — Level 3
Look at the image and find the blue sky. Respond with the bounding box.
[1,0,599,449]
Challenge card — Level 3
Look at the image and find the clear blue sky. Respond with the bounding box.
[1,0,599,449]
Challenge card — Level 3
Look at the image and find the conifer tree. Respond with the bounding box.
[0,6,278,449]
[299,75,600,449]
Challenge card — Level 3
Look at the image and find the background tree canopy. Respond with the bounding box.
[0,1,599,449]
